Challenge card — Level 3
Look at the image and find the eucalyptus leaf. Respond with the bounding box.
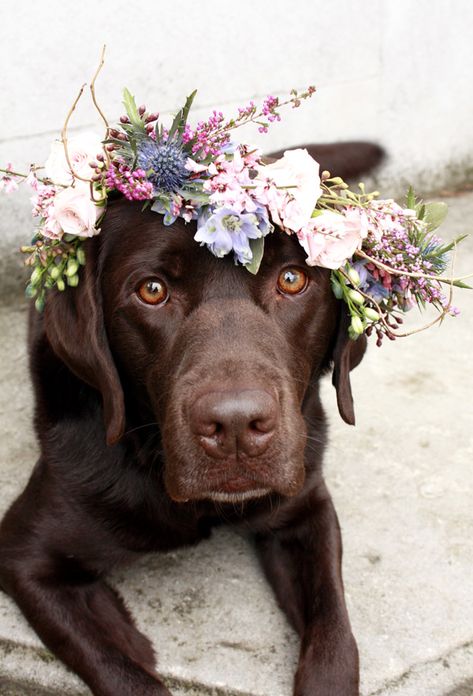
[424,202,448,232]
[245,237,265,275]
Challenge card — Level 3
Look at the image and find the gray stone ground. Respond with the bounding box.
[0,193,472,695]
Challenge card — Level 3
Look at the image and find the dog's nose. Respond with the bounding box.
[190,389,279,459]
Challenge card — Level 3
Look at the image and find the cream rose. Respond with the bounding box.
[45,132,104,186]
[51,186,101,238]
[256,149,322,233]
[298,208,368,270]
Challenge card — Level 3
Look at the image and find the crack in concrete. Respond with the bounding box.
[367,638,473,695]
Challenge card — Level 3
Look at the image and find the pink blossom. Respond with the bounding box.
[0,163,20,193]
[297,208,369,270]
[204,149,258,214]
[48,185,101,238]
[185,157,208,173]
[254,149,322,233]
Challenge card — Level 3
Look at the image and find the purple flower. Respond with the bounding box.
[195,205,272,264]
[136,139,189,193]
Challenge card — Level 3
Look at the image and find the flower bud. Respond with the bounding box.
[35,296,45,312]
[145,112,159,123]
[348,289,364,305]
[120,115,130,124]
[67,274,79,287]
[65,259,79,277]
[364,308,380,322]
[76,248,86,265]
[138,105,146,115]
[347,268,360,286]
[49,265,61,280]
[331,279,344,299]
[30,266,42,286]
[25,283,37,298]
[57,279,66,292]
[350,315,364,335]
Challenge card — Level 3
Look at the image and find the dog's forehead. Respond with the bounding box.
[101,199,310,280]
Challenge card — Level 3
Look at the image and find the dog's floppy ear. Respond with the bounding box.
[332,310,367,425]
[44,245,125,446]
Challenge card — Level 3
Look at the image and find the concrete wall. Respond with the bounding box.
[1,0,472,294]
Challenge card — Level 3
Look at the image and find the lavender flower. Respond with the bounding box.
[195,205,272,264]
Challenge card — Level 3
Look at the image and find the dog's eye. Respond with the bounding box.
[277,268,308,295]
[137,278,168,305]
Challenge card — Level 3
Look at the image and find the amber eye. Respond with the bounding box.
[277,268,308,295]
[137,278,168,305]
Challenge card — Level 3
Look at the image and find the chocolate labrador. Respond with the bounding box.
[0,144,380,696]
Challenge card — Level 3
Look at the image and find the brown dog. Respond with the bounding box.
[0,144,379,696]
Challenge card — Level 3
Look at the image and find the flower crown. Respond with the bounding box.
[1,51,470,344]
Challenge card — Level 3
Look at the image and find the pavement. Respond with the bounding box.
[0,193,472,696]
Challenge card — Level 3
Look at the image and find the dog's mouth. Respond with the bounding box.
[201,488,272,503]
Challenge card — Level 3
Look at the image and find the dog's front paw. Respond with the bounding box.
[293,630,359,696]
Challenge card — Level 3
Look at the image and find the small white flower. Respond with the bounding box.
[45,132,104,186]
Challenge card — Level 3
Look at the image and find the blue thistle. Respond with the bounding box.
[136,139,189,193]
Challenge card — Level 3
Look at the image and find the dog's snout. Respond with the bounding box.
[190,389,279,459]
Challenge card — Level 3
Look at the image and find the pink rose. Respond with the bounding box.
[45,132,104,186]
[298,208,369,270]
[49,186,101,238]
[255,149,322,232]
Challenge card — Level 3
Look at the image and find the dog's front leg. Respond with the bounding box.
[0,564,172,696]
[254,484,359,696]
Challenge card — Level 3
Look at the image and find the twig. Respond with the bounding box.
[90,44,110,165]
[61,83,90,182]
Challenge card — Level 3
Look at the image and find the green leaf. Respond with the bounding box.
[416,203,426,220]
[311,208,324,218]
[437,233,469,254]
[167,90,198,142]
[452,279,472,289]
[245,237,265,275]
[122,88,146,133]
[423,202,448,232]
[406,185,416,210]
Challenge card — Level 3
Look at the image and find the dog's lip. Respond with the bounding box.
[202,488,271,503]
[209,474,266,494]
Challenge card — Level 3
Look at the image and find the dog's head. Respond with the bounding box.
[45,200,365,503]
